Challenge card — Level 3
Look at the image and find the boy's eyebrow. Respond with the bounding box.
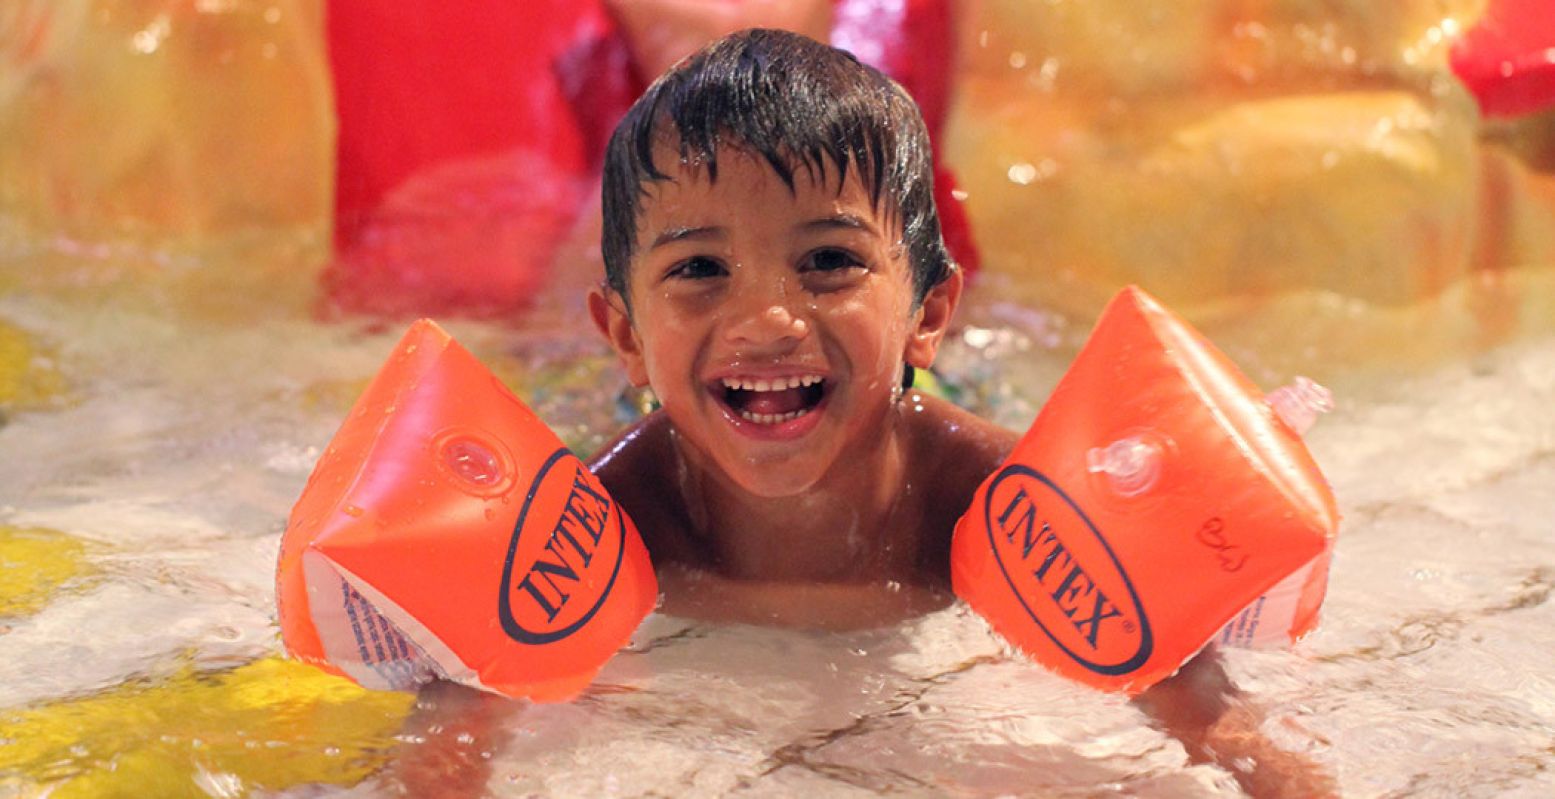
[649,225,725,250]
[798,213,879,236]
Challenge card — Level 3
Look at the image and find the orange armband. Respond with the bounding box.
[950,287,1338,694]
[276,320,657,701]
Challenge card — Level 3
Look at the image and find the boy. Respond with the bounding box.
[582,31,1336,795]
[586,28,1016,628]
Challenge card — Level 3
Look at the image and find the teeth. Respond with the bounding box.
[720,375,824,391]
[738,408,811,425]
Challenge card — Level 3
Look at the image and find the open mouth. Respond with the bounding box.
[715,375,828,426]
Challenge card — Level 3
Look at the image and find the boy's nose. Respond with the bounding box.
[724,298,809,347]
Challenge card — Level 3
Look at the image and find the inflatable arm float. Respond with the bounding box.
[276,320,657,701]
[951,286,1339,694]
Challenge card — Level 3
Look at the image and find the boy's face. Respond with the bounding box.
[590,144,959,498]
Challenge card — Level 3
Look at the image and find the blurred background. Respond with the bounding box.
[2,0,1552,350]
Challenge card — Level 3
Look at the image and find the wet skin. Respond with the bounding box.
[588,144,1016,626]
[591,392,1014,627]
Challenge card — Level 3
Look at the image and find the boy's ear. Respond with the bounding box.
[905,265,963,370]
[588,286,651,387]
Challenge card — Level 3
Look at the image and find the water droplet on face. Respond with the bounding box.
[342,504,364,517]
[442,438,503,487]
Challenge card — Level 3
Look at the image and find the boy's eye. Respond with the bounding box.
[802,248,865,273]
[666,256,727,280]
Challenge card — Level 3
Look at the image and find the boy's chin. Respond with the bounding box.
[671,416,835,498]
[725,468,823,500]
[714,455,829,500]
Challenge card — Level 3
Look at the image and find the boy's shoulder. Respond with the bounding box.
[902,392,1019,480]
[587,409,677,503]
[889,394,1017,584]
[587,411,700,561]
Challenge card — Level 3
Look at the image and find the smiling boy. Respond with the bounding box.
[586,28,1015,627]
[580,29,1336,794]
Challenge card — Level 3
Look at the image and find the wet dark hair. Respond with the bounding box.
[601,28,951,308]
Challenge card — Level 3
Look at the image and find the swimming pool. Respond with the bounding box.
[4,1,1555,796]
[2,236,1552,796]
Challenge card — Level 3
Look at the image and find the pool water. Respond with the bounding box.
[1,237,1553,797]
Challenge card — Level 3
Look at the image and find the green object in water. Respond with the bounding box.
[0,657,416,798]
[912,366,961,404]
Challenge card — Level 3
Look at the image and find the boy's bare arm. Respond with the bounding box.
[1135,650,1337,798]
[587,410,702,565]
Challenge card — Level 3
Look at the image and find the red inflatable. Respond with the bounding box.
[833,0,980,275]
[277,320,658,700]
[1451,0,1555,118]
[323,1,639,317]
[951,287,1339,694]
[324,2,977,316]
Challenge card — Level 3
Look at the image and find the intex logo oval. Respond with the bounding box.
[982,464,1153,675]
[497,449,626,646]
